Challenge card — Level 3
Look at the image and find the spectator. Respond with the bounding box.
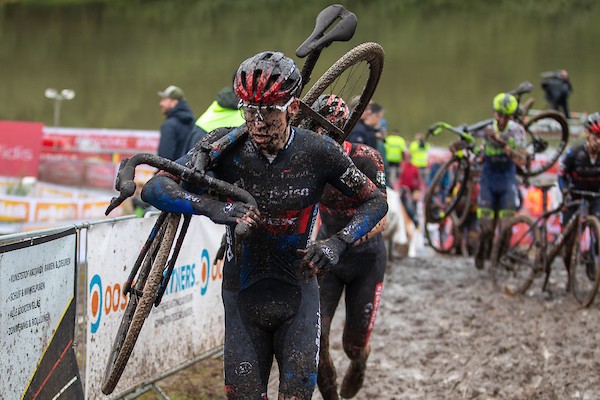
[346,102,383,150]
[185,87,246,152]
[398,151,422,228]
[541,69,573,118]
[157,85,196,160]
[408,132,430,185]
[384,131,407,188]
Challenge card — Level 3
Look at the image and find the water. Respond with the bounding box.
[1,0,599,147]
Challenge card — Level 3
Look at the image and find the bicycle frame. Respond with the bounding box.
[511,188,593,290]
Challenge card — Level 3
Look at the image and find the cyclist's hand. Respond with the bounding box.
[203,201,260,227]
[298,236,348,278]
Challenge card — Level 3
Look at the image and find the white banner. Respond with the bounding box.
[85,215,226,398]
[0,229,82,399]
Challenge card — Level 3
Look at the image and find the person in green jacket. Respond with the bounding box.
[408,132,430,186]
[384,132,406,189]
[185,87,246,152]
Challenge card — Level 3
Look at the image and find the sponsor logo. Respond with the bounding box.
[89,247,222,333]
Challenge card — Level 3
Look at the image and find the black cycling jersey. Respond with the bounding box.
[558,143,600,192]
[147,127,387,290]
[142,125,387,399]
[319,142,387,234]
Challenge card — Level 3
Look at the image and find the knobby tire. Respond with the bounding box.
[294,42,384,142]
[570,215,600,308]
[490,215,540,295]
[101,213,180,395]
[520,110,569,177]
[424,156,470,223]
[425,213,459,255]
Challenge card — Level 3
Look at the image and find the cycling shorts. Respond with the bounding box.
[223,278,320,399]
[478,171,518,213]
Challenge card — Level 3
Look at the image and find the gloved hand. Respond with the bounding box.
[201,200,259,227]
[299,235,349,278]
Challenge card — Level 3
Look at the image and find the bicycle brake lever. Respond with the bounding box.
[296,5,357,57]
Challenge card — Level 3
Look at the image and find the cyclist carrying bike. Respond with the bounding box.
[141,51,388,400]
[558,112,600,233]
[473,92,527,269]
[311,94,387,400]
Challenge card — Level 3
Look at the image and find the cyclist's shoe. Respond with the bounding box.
[340,344,370,399]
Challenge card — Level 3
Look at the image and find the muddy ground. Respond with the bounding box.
[145,246,600,399]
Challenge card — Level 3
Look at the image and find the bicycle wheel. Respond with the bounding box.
[519,110,569,177]
[101,213,180,395]
[424,156,470,223]
[293,42,384,142]
[490,215,540,295]
[425,213,459,255]
[570,215,600,308]
[453,178,475,227]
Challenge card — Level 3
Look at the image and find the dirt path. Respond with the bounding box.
[307,248,600,400]
[154,247,600,399]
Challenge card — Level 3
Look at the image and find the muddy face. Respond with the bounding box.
[242,99,298,155]
[587,131,600,154]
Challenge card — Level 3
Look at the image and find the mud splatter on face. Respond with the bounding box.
[243,106,291,156]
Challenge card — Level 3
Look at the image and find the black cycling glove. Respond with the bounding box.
[199,200,255,226]
[302,234,349,277]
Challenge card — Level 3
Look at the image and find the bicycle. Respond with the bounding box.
[424,81,569,226]
[100,4,385,395]
[490,183,600,307]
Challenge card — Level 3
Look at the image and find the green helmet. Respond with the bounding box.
[492,92,518,116]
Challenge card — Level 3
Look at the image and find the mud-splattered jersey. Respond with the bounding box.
[180,127,385,290]
[319,141,387,236]
[475,119,526,175]
[558,143,600,191]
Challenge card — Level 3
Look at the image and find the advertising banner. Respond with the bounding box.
[0,121,44,178]
[42,127,159,154]
[85,215,226,398]
[0,229,83,400]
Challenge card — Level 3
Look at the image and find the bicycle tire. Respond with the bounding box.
[292,42,384,142]
[569,215,600,308]
[490,215,540,295]
[424,213,459,255]
[519,110,569,177]
[424,156,470,223]
[101,213,180,394]
[453,178,475,228]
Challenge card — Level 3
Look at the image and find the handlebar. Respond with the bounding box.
[426,121,478,144]
[105,152,258,245]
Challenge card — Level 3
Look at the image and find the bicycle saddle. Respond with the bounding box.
[296,4,357,58]
[510,81,534,97]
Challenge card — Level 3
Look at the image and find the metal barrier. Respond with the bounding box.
[1,213,226,399]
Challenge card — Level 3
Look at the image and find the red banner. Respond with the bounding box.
[0,121,44,178]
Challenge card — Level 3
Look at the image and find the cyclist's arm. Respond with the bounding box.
[348,144,388,247]
[141,135,259,226]
[324,138,388,247]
